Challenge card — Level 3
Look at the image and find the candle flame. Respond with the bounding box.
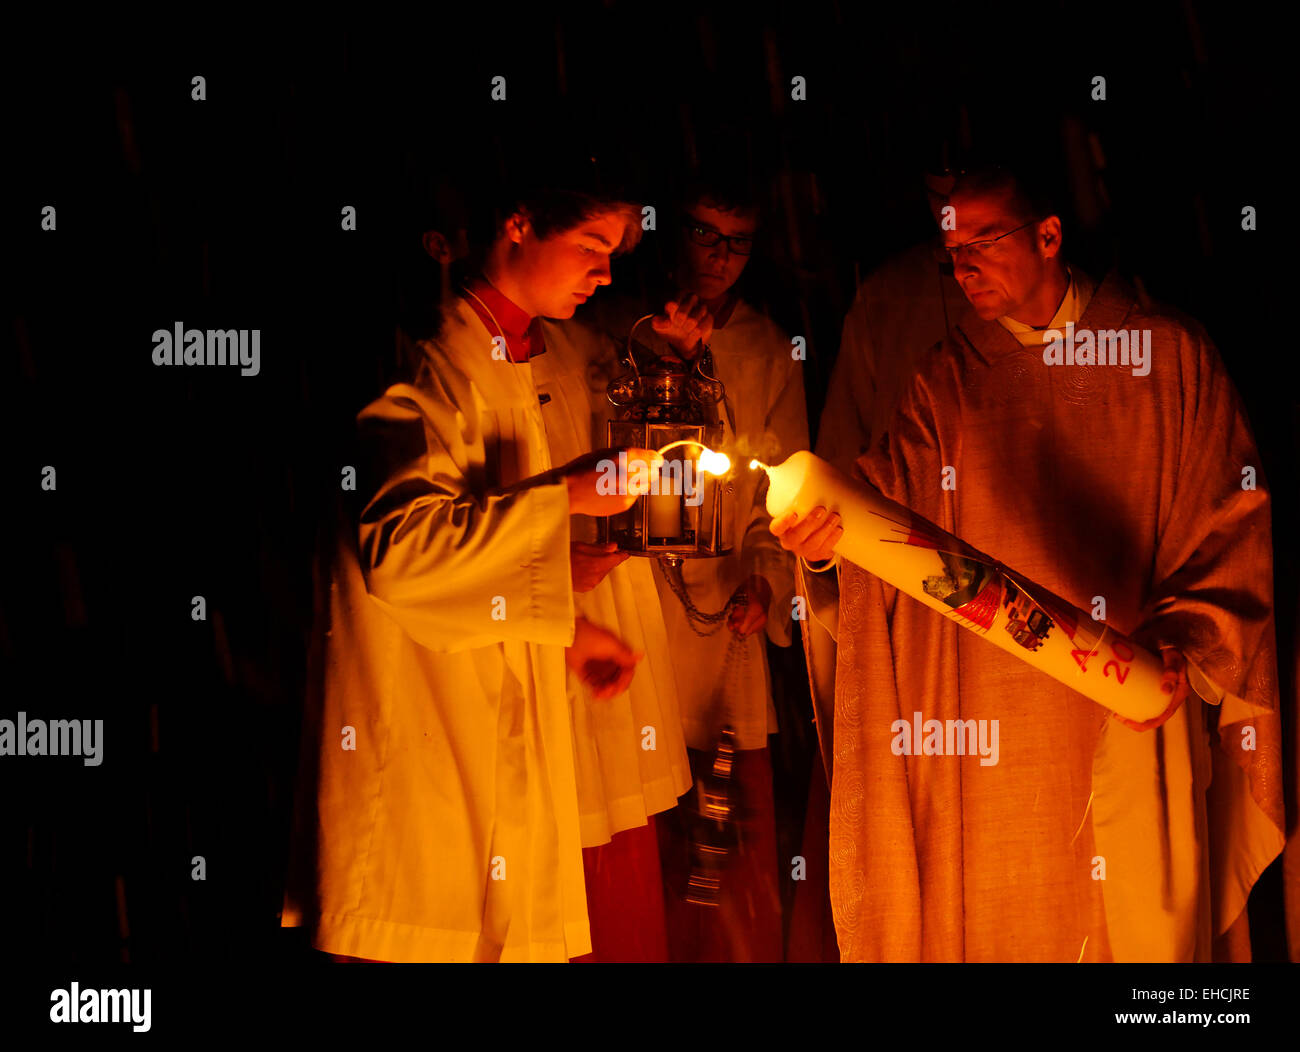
[655,439,731,476]
[750,458,770,472]
[699,450,731,475]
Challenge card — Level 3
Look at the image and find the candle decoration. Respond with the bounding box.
[755,451,1172,723]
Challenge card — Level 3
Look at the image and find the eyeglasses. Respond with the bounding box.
[943,220,1039,263]
[681,217,754,256]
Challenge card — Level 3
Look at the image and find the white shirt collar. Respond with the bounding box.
[996,267,1096,345]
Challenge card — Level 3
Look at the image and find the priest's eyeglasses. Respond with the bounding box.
[944,220,1039,262]
[682,217,754,256]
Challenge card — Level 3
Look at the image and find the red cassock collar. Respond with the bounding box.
[460,277,547,363]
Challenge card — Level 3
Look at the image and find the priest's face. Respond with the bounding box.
[944,188,1061,322]
[509,211,626,319]
[679,200,757,305]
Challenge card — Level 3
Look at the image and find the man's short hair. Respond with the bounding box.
[951,164,1059,225]
[512,187,644,254]
[679,169,762,220]
[496,128,645,255]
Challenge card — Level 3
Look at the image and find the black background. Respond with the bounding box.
[3,0,1293,997]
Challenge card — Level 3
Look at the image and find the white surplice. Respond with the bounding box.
[534,320,693,845]
[281,297,590,962]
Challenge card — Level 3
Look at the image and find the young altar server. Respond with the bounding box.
[571,170,810,960]
[281,176,663,962]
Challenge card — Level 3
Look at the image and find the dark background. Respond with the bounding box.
[4,2,1293,967]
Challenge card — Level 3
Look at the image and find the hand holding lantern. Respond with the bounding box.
[562,447,663,517]
[726,574,773,637]
[570,541,630,593]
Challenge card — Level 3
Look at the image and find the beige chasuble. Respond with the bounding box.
[824,271,1283,961]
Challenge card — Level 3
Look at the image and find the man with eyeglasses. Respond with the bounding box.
[565,170,809,960]
[637,173,810,964]
[778,163,1281,962]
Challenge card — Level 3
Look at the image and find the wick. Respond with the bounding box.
[657,439,706,457]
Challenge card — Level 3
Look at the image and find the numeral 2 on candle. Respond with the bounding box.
[1072,638,1134,684]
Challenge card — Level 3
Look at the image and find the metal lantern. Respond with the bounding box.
[599,318,733,561]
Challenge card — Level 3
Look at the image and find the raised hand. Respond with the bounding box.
[651,294,714,358]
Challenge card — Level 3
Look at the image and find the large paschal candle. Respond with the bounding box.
[756,451,1171,723]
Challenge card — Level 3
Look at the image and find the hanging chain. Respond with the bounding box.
[655,556,745,636]
[654,555,753,723]
[715,629,747,688]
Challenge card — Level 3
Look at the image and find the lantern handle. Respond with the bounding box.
[624,313,658,378]
[689,345,726,406]
[693,346,722,384]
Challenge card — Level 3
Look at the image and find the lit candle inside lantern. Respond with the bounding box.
[657,440,731,476]
[649,462,683,539]
[754,451,1172,724]
[698,449,731,475]
[645,441,731,541]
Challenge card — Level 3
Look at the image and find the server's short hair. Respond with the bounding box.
[511,188,643,254]
[679,169,762,220]
[951,164,1058,225]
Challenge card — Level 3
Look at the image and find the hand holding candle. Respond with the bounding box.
[770,506,844,565]
[758,451,1179,726]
